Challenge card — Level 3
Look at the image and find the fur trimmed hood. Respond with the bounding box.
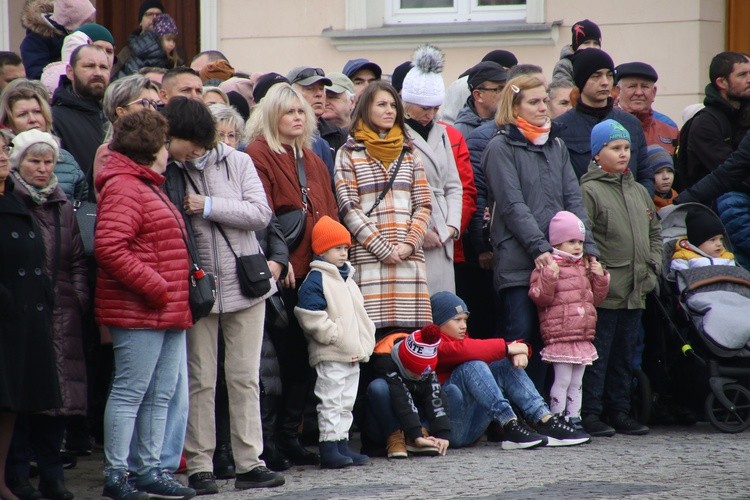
[21,0,64,38]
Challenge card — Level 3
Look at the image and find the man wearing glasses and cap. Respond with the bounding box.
[453,61,508,139]
[288,66,347,167]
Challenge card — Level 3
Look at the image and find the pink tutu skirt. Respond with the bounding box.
[540,340,598,365]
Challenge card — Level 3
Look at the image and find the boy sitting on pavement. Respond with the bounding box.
[364,325,451,458]
[294,216,376,469]
[431,291,591,450]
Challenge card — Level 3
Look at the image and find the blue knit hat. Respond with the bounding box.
[430,291,470,326]
[591,119,630,158]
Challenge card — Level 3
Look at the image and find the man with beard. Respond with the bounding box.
[52,44,110,192]
[554,48,652,193]
[678,51,750,188]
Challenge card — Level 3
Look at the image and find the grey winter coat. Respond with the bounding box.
[182,143,274,313]
[482,125,598,292]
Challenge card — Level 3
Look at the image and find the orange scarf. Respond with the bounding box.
[515,116,551,145]
[653,189,677,209]
[353,122,405,167]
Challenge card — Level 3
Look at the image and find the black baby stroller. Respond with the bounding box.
[651,203,750,433]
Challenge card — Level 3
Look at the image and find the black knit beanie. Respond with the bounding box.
[572,48,614,91]
[686,209,724,248]
[571,19,602,51]
[138,0,165,23]
[390,61,412,93]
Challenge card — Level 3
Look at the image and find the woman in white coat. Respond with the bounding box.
[401,45,463,294]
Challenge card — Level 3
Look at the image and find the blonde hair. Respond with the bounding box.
[0,79,54,133]
[246,83,315,154]
[494,75,546,127]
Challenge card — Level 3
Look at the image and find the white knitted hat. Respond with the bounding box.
[10,130,60,169]
[401,45,445,107]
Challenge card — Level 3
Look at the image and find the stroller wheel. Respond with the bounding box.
[631,368,652,425]
[705,384,750,433]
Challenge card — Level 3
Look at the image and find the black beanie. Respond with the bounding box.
[571,19,602,51]
[138,0,165,23]
[572,48,614,91]
[390,61,412,93]
[481,49,518,69]
[686,209,724,248]
[227,91,250,121]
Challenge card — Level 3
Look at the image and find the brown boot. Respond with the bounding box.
[386,430,407,459]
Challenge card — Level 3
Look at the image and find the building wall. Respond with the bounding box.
[218,0,726,126]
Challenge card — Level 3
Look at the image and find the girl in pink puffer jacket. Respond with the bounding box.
[528,211,609,427]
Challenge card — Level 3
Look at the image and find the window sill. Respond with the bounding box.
[322,20,560,51]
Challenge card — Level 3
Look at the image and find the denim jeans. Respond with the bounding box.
[105,328,185,476]
[364,378,401,445]
[497,286,547,394]
[444,359,549,447]
[582,308,642,418]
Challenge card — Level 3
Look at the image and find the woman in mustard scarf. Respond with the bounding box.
[333,81,433,333]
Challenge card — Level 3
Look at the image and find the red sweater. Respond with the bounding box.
[436,333,507,384]
[94,151,191,330]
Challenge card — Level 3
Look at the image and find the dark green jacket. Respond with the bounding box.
[581,162,662,309]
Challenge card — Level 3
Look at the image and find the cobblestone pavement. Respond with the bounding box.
[63,423,750,499]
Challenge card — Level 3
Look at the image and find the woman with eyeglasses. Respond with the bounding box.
[400,45,463,295]
[0,78,88,202]
[93,74,162,199]
[0,129,62,500]
[481,75,598,393]
[209,103,247,150]
[246,83,339,468]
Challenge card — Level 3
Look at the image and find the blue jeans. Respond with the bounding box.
[364,379,400,445]
[128,335,188,473]
[582,308,642,417]
[497,286,547,394]
[105,328,185,476]
[444,359,549,447]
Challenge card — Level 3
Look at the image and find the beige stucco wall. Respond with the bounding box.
[219,0,726,126]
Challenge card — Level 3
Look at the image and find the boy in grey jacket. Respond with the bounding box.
[294,216,376,469]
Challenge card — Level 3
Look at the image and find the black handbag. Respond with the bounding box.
[141,180,216,321]
[265,293,289,330]
[277,149,308,251]
[72,183,96,256]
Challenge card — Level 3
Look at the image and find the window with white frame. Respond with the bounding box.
[385,0,528,24]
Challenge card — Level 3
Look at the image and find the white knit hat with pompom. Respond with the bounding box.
[401,45,445,107]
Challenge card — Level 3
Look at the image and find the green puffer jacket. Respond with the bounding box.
[580,161,662,309]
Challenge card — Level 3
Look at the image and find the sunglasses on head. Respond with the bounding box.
[293,67,325,83]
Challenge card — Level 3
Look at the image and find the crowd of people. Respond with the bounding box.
[1,2,749,499]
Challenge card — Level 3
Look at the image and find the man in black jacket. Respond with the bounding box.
[680,51,750,188]
[52,44,109,198]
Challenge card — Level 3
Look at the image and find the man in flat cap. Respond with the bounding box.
[453,61,508,139]
[615,62,678,155]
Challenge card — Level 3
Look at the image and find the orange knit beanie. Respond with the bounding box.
[311,216,351,255]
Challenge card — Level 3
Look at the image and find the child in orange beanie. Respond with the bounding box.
[294,216,376,469]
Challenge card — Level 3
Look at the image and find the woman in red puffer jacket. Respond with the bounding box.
[94,109,194,499]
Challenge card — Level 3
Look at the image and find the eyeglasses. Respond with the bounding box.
[124,98,161,110]
[476,86,503,94]
[292,67,325,84]
[0,145,11,156]
[218,131,237,141]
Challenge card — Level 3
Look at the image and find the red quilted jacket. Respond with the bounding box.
[440,122,476,264]
[528,256,610,346]
[94,150,192,330]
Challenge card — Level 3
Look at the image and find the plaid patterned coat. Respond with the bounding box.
[334,137,433,329]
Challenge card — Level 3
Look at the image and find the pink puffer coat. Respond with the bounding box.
[528,257,609,345]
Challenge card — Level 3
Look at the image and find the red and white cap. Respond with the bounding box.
[397,324,441,378]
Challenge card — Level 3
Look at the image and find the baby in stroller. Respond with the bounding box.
[671,209,735,271]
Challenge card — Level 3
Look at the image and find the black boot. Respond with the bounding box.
[259,392,291,471]
[38,478,74,500]
[275,382,319,466]
[212,442,235,479]
[8,478,42,500]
